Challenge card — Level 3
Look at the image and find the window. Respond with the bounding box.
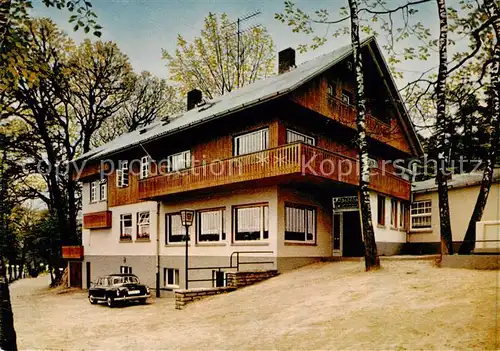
[167,151,191,172]
[390,199,398,228]
[341,90,353,105]
[137,212,150,240]
[140,156,150,179]
[165,213,188,243]
[377,195,386,226]
[116,161,129,188]
[164,268,179,288]
[90,181,98,203]
[399,202,406,229]
[197,209,225,242]
[286,129,316,146]
[411,200,432,229]
[233,128,269,156]
[120,214,133,240]
[368,157,378,169]
[285,205,316,243]
[234,205,269,241]
[99,179,107,201]
[120,266,132,274]
[327,82,336,96]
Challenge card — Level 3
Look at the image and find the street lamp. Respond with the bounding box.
[180,209,195,289]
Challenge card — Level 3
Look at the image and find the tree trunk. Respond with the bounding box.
[435,0,454,255]
[459,6,500,254]
[0,261,17,351]
[348,0,380,271]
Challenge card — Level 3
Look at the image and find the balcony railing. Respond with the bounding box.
[83,210,112,229]
[62,246,84,260]
[139,143,411,200]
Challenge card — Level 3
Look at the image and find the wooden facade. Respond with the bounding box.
[62,246,84,260]
[138,142,410,201]
[83,210,112,229]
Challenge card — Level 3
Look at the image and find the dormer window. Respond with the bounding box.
[140,156,150,179]
[116,161,129,188]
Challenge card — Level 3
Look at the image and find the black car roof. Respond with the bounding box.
[104,274,139,277]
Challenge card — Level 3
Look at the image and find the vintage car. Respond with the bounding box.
[88,273,151,307]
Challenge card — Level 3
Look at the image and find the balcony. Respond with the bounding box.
[62,246,84,260]
[139,143,411,200]
[83,210,112,229]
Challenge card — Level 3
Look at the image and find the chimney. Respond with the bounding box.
[187,89,202,111]
[278,48,296,74]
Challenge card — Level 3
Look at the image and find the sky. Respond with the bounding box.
[31,0,453,90]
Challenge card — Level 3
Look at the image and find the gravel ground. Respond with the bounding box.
[10,260,499,350]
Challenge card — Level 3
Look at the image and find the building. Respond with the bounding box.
[71,37,423,292]
[409,170,500,254]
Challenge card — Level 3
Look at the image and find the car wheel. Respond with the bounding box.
[106,296,114,308]
[89,295,97,304]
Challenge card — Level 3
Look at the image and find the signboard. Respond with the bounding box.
[332,196,358,211]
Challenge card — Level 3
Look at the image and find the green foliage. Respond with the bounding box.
[162,12,276,99]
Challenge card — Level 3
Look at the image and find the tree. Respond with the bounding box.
[348,0,380,271]
[97,71,183,145]
[162,12,276,100]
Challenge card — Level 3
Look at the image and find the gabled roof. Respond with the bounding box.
[77,36,422,162]
[413,169,500,193]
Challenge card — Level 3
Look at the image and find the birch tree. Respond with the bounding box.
[348,0,380,270]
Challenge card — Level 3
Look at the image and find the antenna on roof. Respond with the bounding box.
[223,10,262,88]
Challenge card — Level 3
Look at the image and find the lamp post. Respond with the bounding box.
[180,209,194,289]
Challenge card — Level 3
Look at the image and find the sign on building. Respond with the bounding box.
[332,196,358,211]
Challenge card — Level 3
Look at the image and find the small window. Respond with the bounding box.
[327,82,336,96]
[233,128,269,156]
[368,157,378,169]
[120,266,132,274]
[140,156,150,179]
[399,202,406,229]
[116,161,129,188]
[99,179,107,201]
[137,212,150,240]
[196,209,225,242]
[286,129,316,146]
[165,213,188,244]
[341,90,353,105]
[163,268,179,288]
[285,204,316,243]
[120,214,133,241]
[167,151,191,172]
[90,181,98,203]
[234,204,269,241]
[411,200,432,229]
[390,199,398,228]
[377,195,386,226]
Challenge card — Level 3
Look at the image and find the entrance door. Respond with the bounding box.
[69,261,82,288]
[86,262,91,289]
[332,213,342,256]
[342,211,364,257]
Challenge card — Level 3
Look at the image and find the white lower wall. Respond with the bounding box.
[370,192,407,243]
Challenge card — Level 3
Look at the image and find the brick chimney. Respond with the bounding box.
[187,89,202,111]
[278,48,296,74]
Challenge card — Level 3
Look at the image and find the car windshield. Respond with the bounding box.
[110,276,139,286]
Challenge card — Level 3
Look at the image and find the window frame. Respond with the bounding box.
[399,202,406,229]
[120,266,132,274]
[165,212,189,244]
[140,156,150,179]
[166,150,191,173]
[196,208,225,243]
[410,200,432,230]
[120,213,133,241]
[137,211,150,240]
[90,181,98,203]
[116,161,129,188]
[99,179,107,201]
[390,199,398,228]
[284,203,317,244]
[286,129,316,146]
[163,268,179,288]
[233,203,269,242]
[233,128,269,156]
[341,90,353,105]
[377,195,386,226]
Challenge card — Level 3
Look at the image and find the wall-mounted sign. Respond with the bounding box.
[332,196,358,211]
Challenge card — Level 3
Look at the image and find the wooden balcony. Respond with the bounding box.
[62,246,84,260]
[83,210,112,229]
[139,143,411,200]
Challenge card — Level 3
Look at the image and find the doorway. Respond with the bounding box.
[332,210,364,257]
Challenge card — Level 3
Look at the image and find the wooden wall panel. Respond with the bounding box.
[62,246,84,260]
[83,211,112,229]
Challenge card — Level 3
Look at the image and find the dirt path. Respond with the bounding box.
[10,261,499,350]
